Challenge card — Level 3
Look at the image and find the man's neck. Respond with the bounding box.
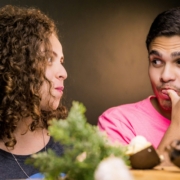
[150,97,171,120]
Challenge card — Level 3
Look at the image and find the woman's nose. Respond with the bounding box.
[57,64,67,80]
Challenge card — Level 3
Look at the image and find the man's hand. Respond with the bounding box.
[157,89,180,166]
[167,89,180,125]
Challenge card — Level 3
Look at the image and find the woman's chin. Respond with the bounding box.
[41,101,60,111]
[51,100,61,110]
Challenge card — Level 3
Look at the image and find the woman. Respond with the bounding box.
[0,5,67,179]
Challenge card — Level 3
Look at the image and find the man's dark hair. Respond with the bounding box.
[146,7,180,50]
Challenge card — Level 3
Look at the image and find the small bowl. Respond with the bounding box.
[129,145,161,169]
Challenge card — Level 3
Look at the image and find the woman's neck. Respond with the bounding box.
[0,117,50,155]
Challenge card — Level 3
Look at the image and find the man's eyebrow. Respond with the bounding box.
[171,51,180,57]
[149,50,162,57]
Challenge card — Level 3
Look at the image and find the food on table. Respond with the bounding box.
[126,136,161,169]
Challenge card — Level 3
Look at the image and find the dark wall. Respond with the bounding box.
[1,0,180,124]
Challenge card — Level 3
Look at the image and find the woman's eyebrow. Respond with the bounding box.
[53,51,64,60]
[52,51,58,57]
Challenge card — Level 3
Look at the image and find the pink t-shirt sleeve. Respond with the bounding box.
[98,108,136,145]
[98,97,170,148]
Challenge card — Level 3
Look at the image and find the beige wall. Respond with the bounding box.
[1,0,180,124]
[60,1,180,124]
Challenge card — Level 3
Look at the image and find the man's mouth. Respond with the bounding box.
[161,90,170,100]
[159,87,178,100]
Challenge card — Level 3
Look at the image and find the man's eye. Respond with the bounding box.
[176,59,180,64]
[152,59,162,65]
[153,59,161,64]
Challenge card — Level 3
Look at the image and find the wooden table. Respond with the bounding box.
[130,166,180,180]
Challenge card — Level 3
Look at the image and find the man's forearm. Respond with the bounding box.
[157,123,180,165]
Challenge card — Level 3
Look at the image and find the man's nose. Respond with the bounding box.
[160,65,175,83]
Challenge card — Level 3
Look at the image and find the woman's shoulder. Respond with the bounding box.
[46,137,64,156]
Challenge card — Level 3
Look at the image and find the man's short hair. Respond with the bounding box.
[146,7,180,50]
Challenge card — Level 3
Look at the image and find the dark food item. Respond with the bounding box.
[167,140,180,167]
[130,145,161,169]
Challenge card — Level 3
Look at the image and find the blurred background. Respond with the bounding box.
[1,0,180,124]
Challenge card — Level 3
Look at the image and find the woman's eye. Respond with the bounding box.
[60,58,64,65]
[47,57,52,63]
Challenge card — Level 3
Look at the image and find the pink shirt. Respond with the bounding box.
[98,96,170,148]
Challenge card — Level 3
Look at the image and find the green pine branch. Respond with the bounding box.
[27,101,129,180]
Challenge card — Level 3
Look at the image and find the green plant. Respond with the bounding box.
[28,101,129,180]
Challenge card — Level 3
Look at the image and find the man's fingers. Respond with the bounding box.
[166,89,180,105]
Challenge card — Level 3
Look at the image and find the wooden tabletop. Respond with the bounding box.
[130,166,180,180]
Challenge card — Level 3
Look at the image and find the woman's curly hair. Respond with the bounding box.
[0,5,67,148]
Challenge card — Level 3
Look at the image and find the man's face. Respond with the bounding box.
[148,35,180,111]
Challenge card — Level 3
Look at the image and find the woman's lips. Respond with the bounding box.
[55,87,64,93]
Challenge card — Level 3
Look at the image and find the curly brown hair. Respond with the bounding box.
[0,5,67,148]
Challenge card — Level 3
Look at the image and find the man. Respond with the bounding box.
[98,7,180,164]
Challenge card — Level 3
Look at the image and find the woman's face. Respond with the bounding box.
[40,33,67,110]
